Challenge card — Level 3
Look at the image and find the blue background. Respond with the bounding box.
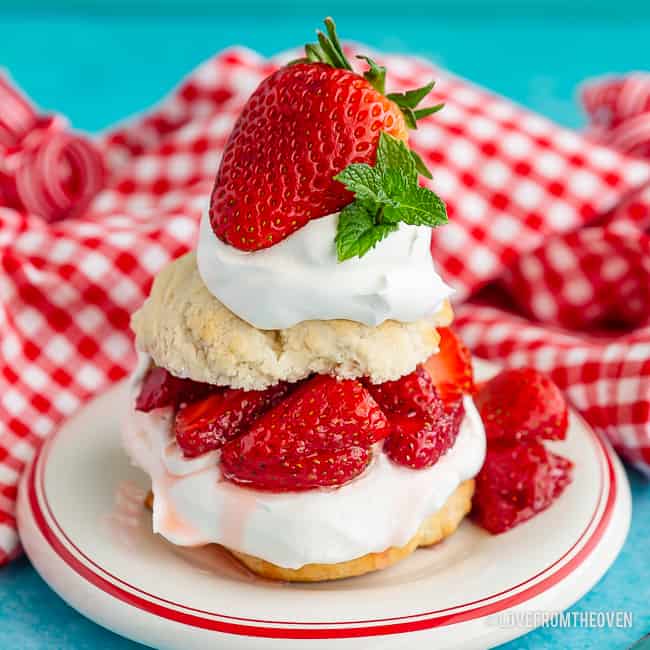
[1,1,649,648]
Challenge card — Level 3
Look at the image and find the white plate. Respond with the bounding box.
[17,361,631,650]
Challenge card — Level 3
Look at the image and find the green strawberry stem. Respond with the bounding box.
[291,17,444,133]
[292,17,352,69]
[356,55,386,95]
[289,17,443,179]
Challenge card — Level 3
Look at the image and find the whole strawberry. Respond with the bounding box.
[471,367,573,534]
[209,18,446,258]
[474,367,568,443]
[472,440,573,534]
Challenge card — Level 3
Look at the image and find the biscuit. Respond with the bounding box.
[145,479,474,582]
[131,252,453,390]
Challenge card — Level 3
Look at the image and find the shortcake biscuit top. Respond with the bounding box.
[131,252,452,390]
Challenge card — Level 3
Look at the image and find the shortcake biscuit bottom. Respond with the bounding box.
[145,479,474,582]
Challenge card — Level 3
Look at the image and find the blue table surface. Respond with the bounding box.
[2,4,649,648]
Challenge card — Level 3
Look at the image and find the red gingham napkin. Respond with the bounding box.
[0,76,105,222]
[1,47,650,564]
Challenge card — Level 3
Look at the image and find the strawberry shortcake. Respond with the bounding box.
[123,19,572,581]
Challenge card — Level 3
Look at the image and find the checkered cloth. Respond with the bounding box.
[1,47,649,565]
[0,76,105,222]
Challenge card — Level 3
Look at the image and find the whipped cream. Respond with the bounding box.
[124,366,485,569]
[197,209,454,330]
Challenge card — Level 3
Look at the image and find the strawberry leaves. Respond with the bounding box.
[334,132,448,261]
[356,55,386,94]
[296,17,443,132]
[298,17,443,128]
[295,17,353,70]
[387,82,445,129]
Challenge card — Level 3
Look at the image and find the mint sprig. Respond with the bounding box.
[335,202,398,260]
[334,132,448,262]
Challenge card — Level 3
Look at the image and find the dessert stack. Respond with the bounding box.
[124,19,571,581]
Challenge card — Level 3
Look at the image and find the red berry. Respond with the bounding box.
[475,368,568,443]
[222,446,370,492]
[472,440,573,534]
[224,374,388,460]
[221,375,388,488]
[209,63,408,251]
[175,383,289,457]
[383,396,464,469]
[424,327,474,401]
[364,365,439,418]
[135,366,214,412]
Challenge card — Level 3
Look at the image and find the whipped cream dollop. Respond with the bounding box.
[197,209,454,330]
[123,365,486,569]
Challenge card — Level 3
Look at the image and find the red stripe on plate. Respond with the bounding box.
[27,426,616,639]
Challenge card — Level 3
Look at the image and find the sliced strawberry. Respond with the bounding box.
[222,446,370,492]
[221,375,387,490]
[424,328,474,401]
[471,440,573,534]
[474,368,568,443]
[383,396,464,469]
[135,366,214,412]
[175,383,290,458]
[364,365,439,418]
[222,375,388,464]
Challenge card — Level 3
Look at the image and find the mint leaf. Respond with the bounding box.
[356,223,397,258]
[335,202,373,260]
[335,202,397,261]
[334,132,448,262]
[383,185,448,227]
[334,164,385,203]
[382,167,412,198]
[376,132,416,179]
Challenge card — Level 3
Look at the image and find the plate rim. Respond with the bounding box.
[20,380,622,640]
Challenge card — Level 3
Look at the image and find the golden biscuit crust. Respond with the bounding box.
[131,252,453,390]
